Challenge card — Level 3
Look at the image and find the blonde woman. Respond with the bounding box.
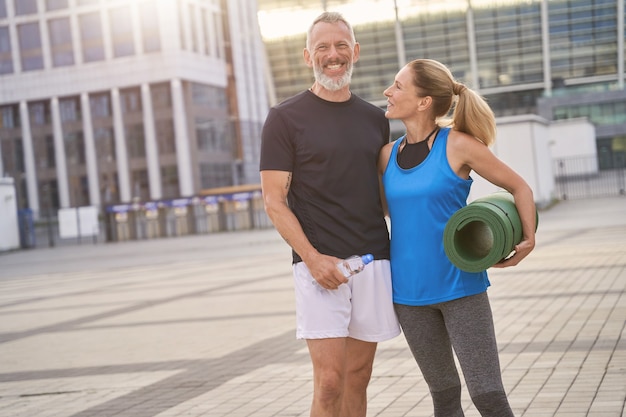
[379,59,536,416]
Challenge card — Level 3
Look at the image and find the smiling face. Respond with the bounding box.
[304,21,360,92]
[383,64,422,121]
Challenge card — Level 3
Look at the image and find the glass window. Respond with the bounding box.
[17,22,44,71]
[29,101,51,126]
[76,176,87,206]
[60,97,81,122]
[99,173,118,204]
[1,138,24,174]
[94,127,115,162]
[191,83,227,109]
[0,0,7,19]
[196,118,232,152]
[0,141,10,175]
[48,18,74,67]
[160,166,179,199]
[126,124,145,158]
[64,131,86,165]
[139,1,161,53]
[549,0,618,79]
[45,135,55,168]
[131,169,149,200]
[0,26,13,75]
[151,83,171,108]
[15,0,37,15]
[90,92,111,118]
[155,119,175,154]
[484,90,543,117]
[46,0,68,11]
[79,12,105,62]
[38,179,59,211]
[473,1,543,88]
[0,104,20,128]
[109,6,135,57]
[200,162,233,189]
[14,139,24,172]
[34,135,56,169]
[121,88,142,113]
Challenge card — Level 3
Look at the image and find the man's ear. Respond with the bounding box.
[303,48,313,68]
[352,42,360,64]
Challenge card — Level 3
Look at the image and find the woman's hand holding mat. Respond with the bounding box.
[443,191,538,272]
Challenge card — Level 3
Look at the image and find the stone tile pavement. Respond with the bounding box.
[0,196,624,417]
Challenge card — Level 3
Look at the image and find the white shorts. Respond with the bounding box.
[293,259,400,342]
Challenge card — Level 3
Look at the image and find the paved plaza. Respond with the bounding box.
[0,197,625,417]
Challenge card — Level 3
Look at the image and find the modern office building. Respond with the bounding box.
[0,0,269,218]
[2,0,624,225]
[258,0,626,169]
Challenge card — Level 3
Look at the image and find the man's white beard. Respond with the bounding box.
[313,64,353,91]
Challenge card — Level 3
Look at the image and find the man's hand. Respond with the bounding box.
[305,253,349,290]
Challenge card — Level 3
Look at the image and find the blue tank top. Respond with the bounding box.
[382,127,490,306]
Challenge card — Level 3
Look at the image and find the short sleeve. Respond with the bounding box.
[259,108,294,172]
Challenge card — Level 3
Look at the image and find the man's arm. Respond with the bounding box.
[260,170,347,288]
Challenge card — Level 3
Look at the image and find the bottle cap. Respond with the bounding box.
[362,254,374,264]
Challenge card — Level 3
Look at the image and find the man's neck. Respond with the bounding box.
[309,84,352,102]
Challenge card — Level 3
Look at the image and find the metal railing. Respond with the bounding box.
[554,155,626,200]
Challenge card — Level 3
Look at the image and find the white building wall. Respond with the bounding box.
[226,0,270,185]
[0,178,20,251]
[1,0,268,218]
[548,118,598,177]
[1,52,226,104]
[548,118,597,159]
[469,115,556,208]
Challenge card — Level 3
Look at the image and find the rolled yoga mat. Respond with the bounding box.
[443,191,538,273]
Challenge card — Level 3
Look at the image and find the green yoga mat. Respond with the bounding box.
[443,191,538,273]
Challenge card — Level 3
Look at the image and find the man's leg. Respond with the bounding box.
[307,337,347,417]
[307,337,377,417]
[341,337,377,417]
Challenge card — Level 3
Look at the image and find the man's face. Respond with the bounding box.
[304,21,360,91]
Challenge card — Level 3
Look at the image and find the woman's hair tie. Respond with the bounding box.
[453,82,467,96]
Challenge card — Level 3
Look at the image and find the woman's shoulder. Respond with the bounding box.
[383,137,404,154]
[384,137,401,148]
[381,139,399,158]
[378,138,401,172]
[447,128,488,151]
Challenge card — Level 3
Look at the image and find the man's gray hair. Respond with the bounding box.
[306,11,356,50]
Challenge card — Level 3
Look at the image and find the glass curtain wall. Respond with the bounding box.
[259,0,623,112]
[549,0,618,82]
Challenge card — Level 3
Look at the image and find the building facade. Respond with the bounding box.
[258,0,626,168]
[0,0,269,218]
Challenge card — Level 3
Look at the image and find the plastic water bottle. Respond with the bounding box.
[337,254,374,277]
[312,254,374,287]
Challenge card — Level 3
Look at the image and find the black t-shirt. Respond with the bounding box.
[260,90,391,263]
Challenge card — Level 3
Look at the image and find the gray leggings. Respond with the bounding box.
[395,292,514,417]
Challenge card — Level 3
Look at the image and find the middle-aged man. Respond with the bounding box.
[259,11,400,417]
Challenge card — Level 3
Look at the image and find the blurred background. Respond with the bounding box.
[0,0,624,250]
